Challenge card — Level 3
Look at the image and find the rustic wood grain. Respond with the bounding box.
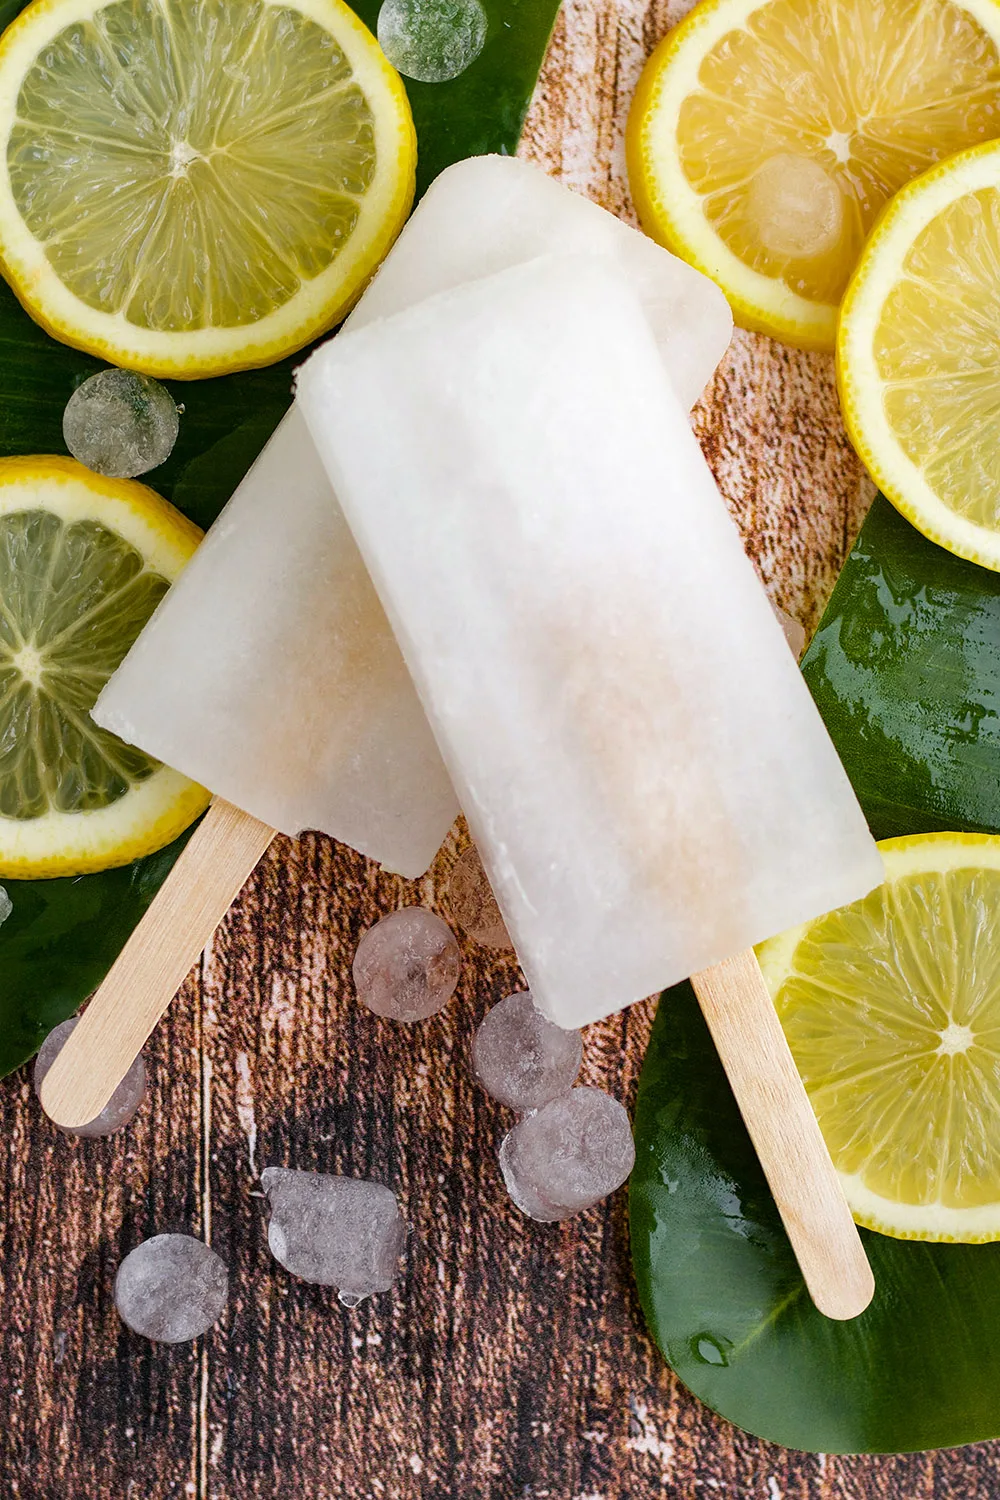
[2,0,1000,1495]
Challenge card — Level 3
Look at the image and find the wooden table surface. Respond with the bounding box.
[5,1,1000,1496]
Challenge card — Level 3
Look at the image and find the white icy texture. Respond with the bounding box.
[298,254,884,1027]
[378,0,487,81]
[63,369,179,478]
[353,907,461,1021]
[0,886,10,925]
[93,155,731,879]
[498,1087,635,1222]
[349,155,732,412]
[96,407,454,876]
[34,1017,145,1138]
[473,991,582,1112]
[261,1168,406,1300]
[114,1234,227,1343]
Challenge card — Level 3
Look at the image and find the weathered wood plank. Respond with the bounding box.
[2,0,1000,1495]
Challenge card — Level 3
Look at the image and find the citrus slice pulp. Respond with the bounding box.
[627,0,1000,349]
[0,0,416,377]
[758,833,1000,1242]
[0,455,209,877]
[839,139,1000,571]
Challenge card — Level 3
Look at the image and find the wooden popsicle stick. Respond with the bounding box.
[691,949,874,1322]
[39,798,276,1130]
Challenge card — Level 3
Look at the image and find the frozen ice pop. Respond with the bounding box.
[44,158,732,1136]
[94,156,732,877]
[297,251,882,1319]
[297,253,884,1028]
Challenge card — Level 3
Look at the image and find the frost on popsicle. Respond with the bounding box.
[114,1234,228,1343]
[446,844,513,950]
[377,0,487,82]
[261,1168,406,1304]
[353,907,461,1021]
[63,369,180,478]
[499,1087,635,1223]
[34,1018,145,1138]
[473,991,582,1113]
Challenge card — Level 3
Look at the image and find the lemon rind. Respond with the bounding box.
[0,0,416,378]
[627,0,1000,351]
[759,832,1000,1245]
[0,454,203,573]
[0,769,210,878]
[838,139,1000,572]
[0,458,210,877]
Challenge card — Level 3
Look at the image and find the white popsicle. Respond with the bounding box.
[296,254,883,1028]
[94,156,732,878]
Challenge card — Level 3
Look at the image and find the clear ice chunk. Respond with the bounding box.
[0,886,10,926]
[378,0,487,82]
[114,1234,228,1343]
[63,368,180,478]
[353,907,461,1021]
[498,1086,635,1222]
[261,1168,406,1300]
[473,991,582,1112]
[445,843,513,950]
[34,1017,145,1138]
[747,153,844,261]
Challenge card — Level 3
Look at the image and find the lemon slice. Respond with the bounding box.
[0,455,208,877]
[839,140,1000,571]
[0,0,415,378]
[758,833,1000,1242]
[627,0,1000,349]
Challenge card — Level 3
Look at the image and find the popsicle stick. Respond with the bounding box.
[691,950,874,1322]
[39,798,276,1130]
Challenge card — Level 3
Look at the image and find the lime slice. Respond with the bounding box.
[0,455,208,877]
[758,833,1000,1242]
[627,0,1000,349]
[0,0,416,377]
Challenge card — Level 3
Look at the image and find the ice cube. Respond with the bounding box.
[261,1168,406,1301]
[0,886,10,926]
[473,991,582,1112]
[353,907,461,1021]
[498,1087,635,1222]
[377,0,487,82]
[445,844,513,950]
[34,1018,145,1138]
[746,153,843,261]
[114,1234,228,1343]
[771,601,806,659]
[63,368,180,478]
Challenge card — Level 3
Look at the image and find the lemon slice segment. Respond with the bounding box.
[839,140,1000,570]
[627,0,1000,349]
[0,0,415,377]
[758,833,1000,1242]
[0,456,208,877]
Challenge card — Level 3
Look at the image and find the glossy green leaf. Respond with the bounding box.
[631,978,1000,1454]
[800,494,1000,842]
[0,0,561,1076]
[632,495,1000,1453]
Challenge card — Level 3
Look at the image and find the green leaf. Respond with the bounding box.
[631,979,1000,1454]
[0,0,561,1077]
[800,494,1000,842]
[632,495,1000,1453]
